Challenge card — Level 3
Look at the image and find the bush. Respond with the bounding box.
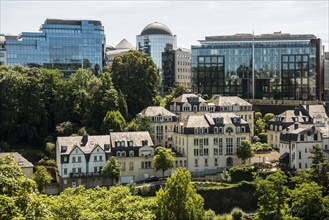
[204,209,216,220]
[252,136,261,143]
[229,165,255,183]
[258,133,267,143]
[231,207,244,220]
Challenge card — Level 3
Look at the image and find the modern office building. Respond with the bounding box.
[4,19,105,75]
[0,35,6,65]
[137,22,177,70]
[324,52,329,100]
[162,45,191,93]
[191,32,323,100]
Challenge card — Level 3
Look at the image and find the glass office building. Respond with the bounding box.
[192,33,323,100]
[137,22,177,69]
[4,19,105,75]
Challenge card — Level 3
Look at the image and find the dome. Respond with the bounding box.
[140,22,173,36]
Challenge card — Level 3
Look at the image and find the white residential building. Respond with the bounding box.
[172,112,251,176]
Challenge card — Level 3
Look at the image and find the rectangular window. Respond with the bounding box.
[298,151,302,159]
[215,158,218,166]
[72,157,76,163]
[78,167,81,173]
[305,163,308,168]
[195,159,198,167]
[205,158,208,167]
[237,137,241,147]
[194,138,199,146]
[194,149,199,156]
[121,162,126,171]
[94,167,97,173]
[99,155,103,161]
[141,161,151,169]
[72,168,76,174]
[204,138,209,146]
[214,138,218,145]
[78,156,81,163]
[214,148,218,155]
[199,146,204,156]
[299,163,302,169]
[94,155,97,161]
[226,138,233,155]
[204,148,209,156]
[129,162,134,171]
[63,168,67,175]
[300,135,305,141]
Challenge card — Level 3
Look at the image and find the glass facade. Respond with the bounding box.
[5,19,105,75]
[137,34,177,69]
[192,34,322,100]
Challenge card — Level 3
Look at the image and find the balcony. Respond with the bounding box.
[69,171,102,178]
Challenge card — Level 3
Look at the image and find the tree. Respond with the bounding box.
[101,156,121,185]
[172,83,189,98]
[32,166,52,193]
[156,168,204,220]
[153,147,175,177]
[102,110,126,133]
[255,171,290,220]
[111,50,159,118]
[308,144,329,194]
[264,113,275,123]
[291,182,326,219]
[236,140,254,164]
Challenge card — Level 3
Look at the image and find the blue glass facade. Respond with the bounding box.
[5,19,105,75]
[192,34,322,100]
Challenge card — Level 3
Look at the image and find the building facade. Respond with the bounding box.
[105,39,135,66]
[192,32,323,100]
[0,35,6,65]
[172,113,250,176]
[162,45,191,93]
[4,19,105,75]
[138,106,178,148]
[136,22,177,70]
[0,152,34,178]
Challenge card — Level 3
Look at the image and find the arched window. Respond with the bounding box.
[236,126,240,133]
[214,127,218,134]
[219,127,223,133]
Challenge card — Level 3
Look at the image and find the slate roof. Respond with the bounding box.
[110,132,153,147]
[115,39,135,49]
[57,135,111,155]
[212,96,252,106]
[139,106,175,117]
[305,105,328,118]
[0,152,34,168]
[205,113,248,125]
[171,94,206,103]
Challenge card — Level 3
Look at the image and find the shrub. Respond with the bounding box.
[258,133,267,143]
[229,165,255,183]
[204,209,216,220]
[231,207,244,220]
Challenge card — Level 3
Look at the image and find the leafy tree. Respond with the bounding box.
[153,147,175,177]
[153,95,165,107]
[111,50,159,118]
[101,156,121,185]
[45,142,56,159]
[291,182,326,219]
[172,83,189,98]
[264,113,275,123]
[55,121,78,136]
[229,165,255,182]
[236,140,254,164]
[254,112,263,121]
[32,165,52,193]
[155,168,205,220]
[102,110,127,133]
[308,144,329,194]
[255,171,290,220]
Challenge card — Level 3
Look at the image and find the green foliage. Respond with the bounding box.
[102,156,121,185]
[172,83,189,98]
[258,132,267,143]
[263,113,275,123]
[32,166,52,193]
[55,121,78,136]
[128,116,153,140]
[102,110,127,133]
[153,95,165,107]
[230,207,244,220]
[236,140,254,164]
[156,168,205,220]
[204,209,216,220]
[45,142,56,159]
[111,50,159,119]
[229,165,255,183]
[254,112,262,121]
[308,144,329,194]
[252,142,272,153]
[153,147,175,177]
[255,171,290,220]
[291,182,326,219]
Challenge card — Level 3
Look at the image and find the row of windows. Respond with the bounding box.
[116,151,135,157]
[194,157,233,167]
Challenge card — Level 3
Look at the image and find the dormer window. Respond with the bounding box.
[121,141,125,147]
[241,127,245,133]
[142,140,148,146]
[226,127,234,134]
[128,141,133,147]
[129,150,134,157]
[219,127,223,133]
[61,146,67,152]
[214,127,218,133]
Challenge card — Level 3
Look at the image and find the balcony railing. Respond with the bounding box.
[69,171,102,178]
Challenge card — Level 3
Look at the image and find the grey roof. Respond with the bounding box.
[276,110,308,123]
[304,105,328,118]
[110,132,153,147]
[212,96,252,106]
[140,22,173,36]
[139,106,175,117]
[115,39,135,49]
[57,135,111,155]
[201,32,317,42]
[180,112,246,128]
[172,94,206,103]
[0,152,34,168]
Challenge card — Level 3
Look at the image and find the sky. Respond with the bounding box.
[1,0,328,51]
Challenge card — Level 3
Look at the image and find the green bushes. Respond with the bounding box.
[229,165,255,183]
[230,207,244,220]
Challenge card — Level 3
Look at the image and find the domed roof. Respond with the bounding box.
[140,22,173,36]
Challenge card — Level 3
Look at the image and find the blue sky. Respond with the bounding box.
[1,1,328,51]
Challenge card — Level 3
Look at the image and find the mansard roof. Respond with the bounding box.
[212,96,252,106]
